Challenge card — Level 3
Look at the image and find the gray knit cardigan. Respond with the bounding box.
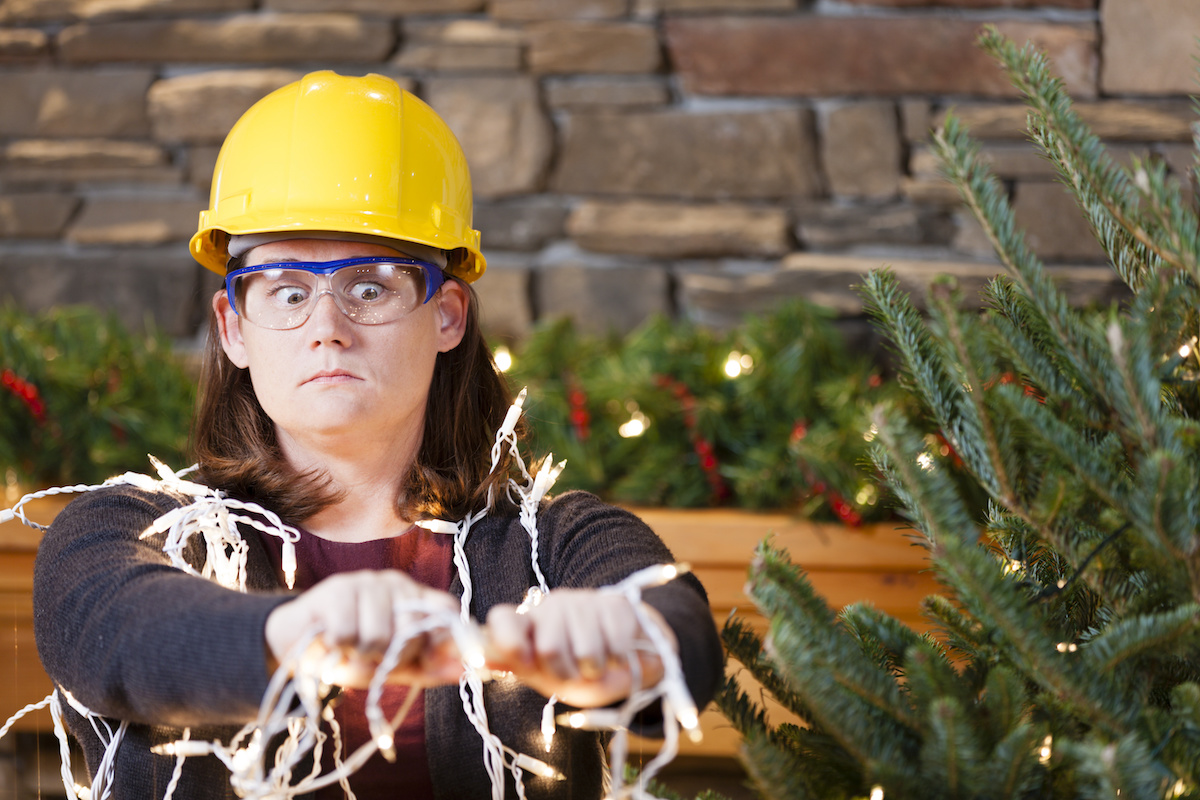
[33,485,723,800]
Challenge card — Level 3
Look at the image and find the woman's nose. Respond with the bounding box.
[305,289,352,339]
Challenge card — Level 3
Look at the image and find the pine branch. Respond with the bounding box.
[978,27,1198,288]
[932,113,1115,409]
[873,406,1134,738]
[721,616,814,724]
[1083,604,1200,677]
[745,542,924,775]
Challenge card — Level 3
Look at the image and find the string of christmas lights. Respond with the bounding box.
[0,388,699,800]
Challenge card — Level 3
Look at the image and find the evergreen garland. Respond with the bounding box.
[0,305,195,488]
[507,299,915,521]
[718,29,1200,800]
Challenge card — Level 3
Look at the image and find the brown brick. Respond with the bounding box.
[393,19,522,72]
[823,102,902,199]
[0,191,79,237]
[910,143,1057,181]
[951,100,1196,141]
[489,0,628,21]
[1,0,252,22]
[0,139,181,185]
[634,0,794,11]
[148,69,301,144]
[67,193,204,245]
[475,253,533,341]
[900,99,933,145]
[552,108,821,199]
[422,76,552,198]
[1012,180,1105,261]
[267,0,482,10]
[536,261,671,336]
[838,0,1093,6]
[0,69,152,138]
[527,21,660,74]
[678,253,1125,326]
[1102,0,1200,95]
[475,197,568,251]
[544,76,669,108]
[567,199,789,258]
[0,247,206,337]
[665,17,1097,98]
[187,144,221,192]
[795,202,948,249]
[0,28,48,61]
[57,14,394,63]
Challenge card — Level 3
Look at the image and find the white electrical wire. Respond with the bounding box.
[2,389,698,800]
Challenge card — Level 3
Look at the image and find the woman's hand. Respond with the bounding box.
[484,589,678,708]
[264,569,464,688]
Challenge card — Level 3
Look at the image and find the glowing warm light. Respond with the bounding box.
[1180,344,1193,359]
[870,786,885,800]
[917,453,934,471]
[514,753,563,780]
[723,351,754,378]
[863,424,878,442]
[1038,734,1053,764]
[375,733,394,752]
[1170,779,1187,798]
[1004,559,1023,575]
[464,648,487,670]
[74,783,91,800]
[618,410,649,438]
[542,714,555,752]
[661,564,678,581]
[1056,579,1067,588]
[494,346,513,372]
[855,485,878,506]
[568,712,588,728]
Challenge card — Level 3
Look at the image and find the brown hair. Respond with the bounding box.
[191,279,523,524]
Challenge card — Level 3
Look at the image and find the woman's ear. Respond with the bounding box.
[212,289,250,369]
[435,280,470,353]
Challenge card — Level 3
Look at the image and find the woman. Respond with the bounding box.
[33,71,722,799]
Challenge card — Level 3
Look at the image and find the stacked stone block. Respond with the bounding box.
[0,0,1196,342]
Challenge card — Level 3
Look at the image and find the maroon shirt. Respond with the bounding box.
[264,526,454,800]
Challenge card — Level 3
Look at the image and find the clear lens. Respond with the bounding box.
[233,262,426,330]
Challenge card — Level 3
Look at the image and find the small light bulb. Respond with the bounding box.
[376,732,394,752]
[514,753,563,780]
[661,564,678,581]
[1180,343,1192,359]
[568,712,587,728]
[863,424,878,442]
[494,346,513,372]
[917,452,934,471]
[724,352,743,378]
[1038,734,1052,764]
[870,786,884,800]
[618,411,648,438]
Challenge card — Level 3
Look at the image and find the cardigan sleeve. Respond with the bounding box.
[33,484,294,728]
[534,491,725,734]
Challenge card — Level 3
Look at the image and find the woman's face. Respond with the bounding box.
[212,238,468,460]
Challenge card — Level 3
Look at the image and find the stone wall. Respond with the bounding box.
[0,0,1195,345]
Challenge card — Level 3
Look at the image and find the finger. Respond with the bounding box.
[356,579,396,654]
[485,605,533,670]
[531,602,579,681]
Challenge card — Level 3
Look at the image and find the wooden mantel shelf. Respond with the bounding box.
[2,498,938,759]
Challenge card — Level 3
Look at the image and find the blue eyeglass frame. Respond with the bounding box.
[224,256,448,319]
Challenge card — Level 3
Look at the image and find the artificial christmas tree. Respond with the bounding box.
[719,29,1200,800]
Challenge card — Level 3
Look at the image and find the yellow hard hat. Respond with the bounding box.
[190,71,485,282]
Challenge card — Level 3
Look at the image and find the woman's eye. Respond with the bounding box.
[269,286,308,306]
[349,282,384,302]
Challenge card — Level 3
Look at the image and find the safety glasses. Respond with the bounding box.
[225,256,447,330]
